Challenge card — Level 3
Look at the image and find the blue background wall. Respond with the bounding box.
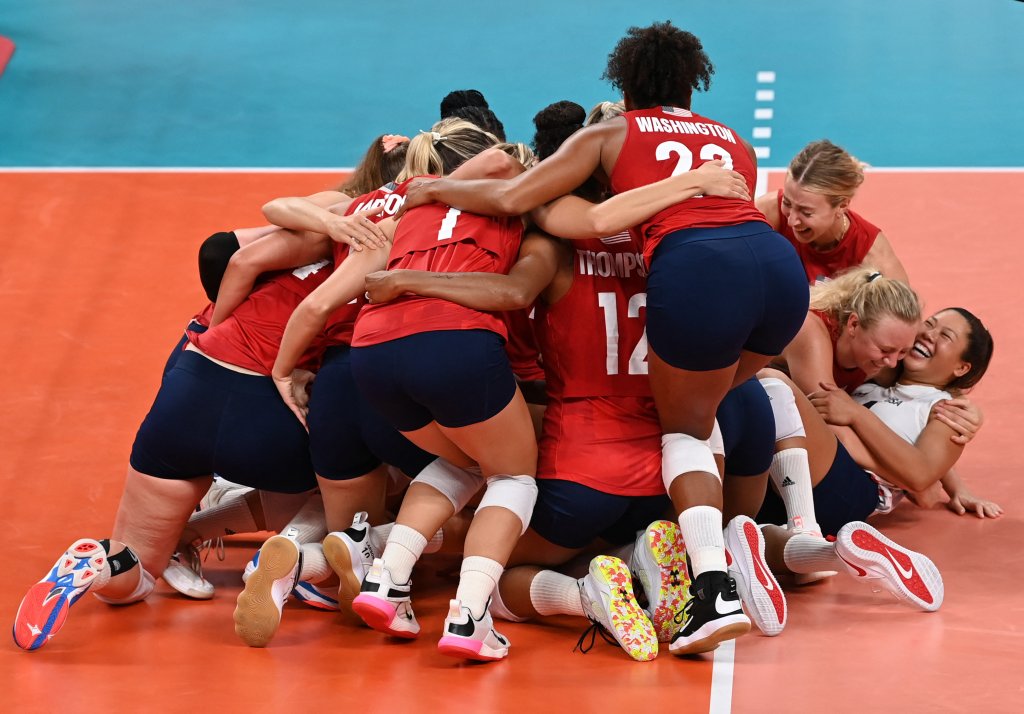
[1,0,1021,167]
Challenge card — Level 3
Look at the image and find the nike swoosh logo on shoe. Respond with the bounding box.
[715,593,741,616]
[883,546,914,580]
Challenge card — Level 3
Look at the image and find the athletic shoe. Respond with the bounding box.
[233,530,301,647]
[322,511,376,612]
[629,519,690,642]
[13,539,108,651]
[668,570,751,655]
[163,544,214,600]
[834,521,943,612]
[437,599,510,661]
[242,549,339,612]
[578,556,658,661]
[351,558,420,638]
[723,516,786,636]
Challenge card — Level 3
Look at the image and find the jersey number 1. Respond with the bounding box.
[597,292,648,375]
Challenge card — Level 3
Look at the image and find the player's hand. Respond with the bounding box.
[693,160,750,200]
[946,488,1003,518]
[931,397,983,445]
[273,371,309,429]
[290,369,316,412]
[364,270,407,304]
[324,205,387,251]
[807,382,860,426]
[395,177,439,218]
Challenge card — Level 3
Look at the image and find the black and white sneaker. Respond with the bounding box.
[668,571,751,655]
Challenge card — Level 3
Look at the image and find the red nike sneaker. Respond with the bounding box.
[724,515,787,636]
[834,521,944,612]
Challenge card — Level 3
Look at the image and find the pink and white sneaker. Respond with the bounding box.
[834,521,943,612]
[724,516,787,636]
[437,599,510,661]
[352,558,420,638]
[13,539,109,651]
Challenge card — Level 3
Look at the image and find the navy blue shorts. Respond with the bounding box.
[756,440,877,537]
[130,351,316,494]
[307,346,434,480]
[646,222,808,371]
[718,378,775,477]
[162,319,207,376]
[530,478,672,549]
[350,330,517,431]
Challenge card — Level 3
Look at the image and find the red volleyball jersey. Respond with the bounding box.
[191,261,336,374]
[538,394,664,496]
[352,202,525,346]
[811,308,868,392]
[321,181,411,346]
[500,308,545,381]
[535,233,652,399]
[609,107,767,266]
[776,191,881,284]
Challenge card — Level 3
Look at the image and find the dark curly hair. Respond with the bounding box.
[440,89,489,118]
[531,100,585,161]
[603,21,714,110]
[450,104,506,141]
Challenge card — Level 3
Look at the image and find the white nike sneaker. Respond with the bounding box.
[437,599,510,661]
[724,516,787,636]
[322,511,376,612]
[163,544,214,600]
[834,521,943,612]
[351,558,420,638]
[233,530,301,647]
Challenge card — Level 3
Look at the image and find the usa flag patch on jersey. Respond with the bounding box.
[661,106,692,118]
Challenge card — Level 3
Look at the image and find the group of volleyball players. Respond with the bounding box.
[13,21,999,663]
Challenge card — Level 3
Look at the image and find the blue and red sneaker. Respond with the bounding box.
[13,539,108,651]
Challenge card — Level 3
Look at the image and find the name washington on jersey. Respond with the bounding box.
[633,116,737,144]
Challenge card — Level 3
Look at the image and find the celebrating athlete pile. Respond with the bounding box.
[13,22,999,662]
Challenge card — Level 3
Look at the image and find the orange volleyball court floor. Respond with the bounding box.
[1,170,1021,713]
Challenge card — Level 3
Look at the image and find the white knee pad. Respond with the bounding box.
[477,474,538,535]
[411,458,484,513]
[662,432,720,490]
[759,377,807,441]
[94,568,156,605]
[708,419,724,457]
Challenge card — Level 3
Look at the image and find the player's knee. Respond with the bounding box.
[661,432,720,490]
[759,377,806,441]
[477,474,538,535]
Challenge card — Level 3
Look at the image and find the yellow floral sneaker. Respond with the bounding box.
[578,555,658,662]
[630,520,690,642]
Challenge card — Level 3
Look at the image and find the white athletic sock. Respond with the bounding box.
[369,522,394,554]
[456,556,504,619]
[381,525,428,584]
[783,533,840,573]
[770,448,821,533]
[678,505,727,577]
[298,543,332,584]
[529,570,585,617]
[186,494,259,541]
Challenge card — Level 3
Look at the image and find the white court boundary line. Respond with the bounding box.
[709,640,737,714]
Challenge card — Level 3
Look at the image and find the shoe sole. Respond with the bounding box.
[635,520,689,643]
[322,533,361,612]
[352,594,419,639]
[163,560,215,600]
[589,556,658,662]
[13,539,106,651]
[835,523,943,612]
[233,536,298,647]
[668,614,751,656]
[437,635,508,661]
[725,518,787,636]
